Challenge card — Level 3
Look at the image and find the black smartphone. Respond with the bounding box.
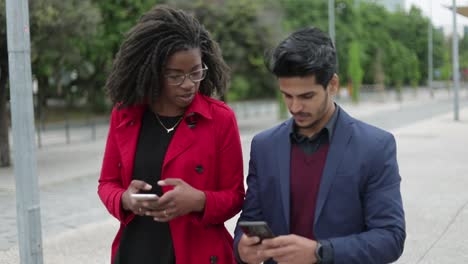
[238,221,275,240]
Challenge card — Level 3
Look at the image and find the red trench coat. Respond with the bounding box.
[98,93,245,264]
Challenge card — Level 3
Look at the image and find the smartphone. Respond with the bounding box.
[130,193,159,200]
[238,221,275,240]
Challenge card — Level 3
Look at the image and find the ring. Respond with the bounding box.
[164,209,169,217]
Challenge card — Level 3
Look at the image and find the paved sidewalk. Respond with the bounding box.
[393,108,468,264]
[1,88,467,263]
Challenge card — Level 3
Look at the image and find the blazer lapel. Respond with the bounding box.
[314,109,354,225]
[277,119,293,232]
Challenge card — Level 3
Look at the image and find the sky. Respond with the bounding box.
[405,0,468,35]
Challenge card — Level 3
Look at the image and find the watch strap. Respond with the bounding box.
[317,240,334,264]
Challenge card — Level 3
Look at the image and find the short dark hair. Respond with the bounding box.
[106,5,230,107]
[266,27,336,88]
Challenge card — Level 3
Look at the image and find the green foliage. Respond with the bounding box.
[276,0,356,80]
[407,52,421,88]
[358,3,391,84]
[184,0,277,101]
[0,0,454,106]
[440,42,452,81]
[386,7,428,85]
[277,89,288,119]
[227,76,250,101]
[77,0,157,112]
[348,41,363,103]
[386,41,406,88]
[29,0,101,96]
[279,0,328,32]
[459,33,468,75]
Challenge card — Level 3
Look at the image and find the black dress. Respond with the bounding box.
[114,108,182,264]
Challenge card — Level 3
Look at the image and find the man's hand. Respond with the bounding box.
[238,234,269,264]
[144,178,206,222]
[259,234,318,264]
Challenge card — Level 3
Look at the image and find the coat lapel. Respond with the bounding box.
[163,120,194,169]
[277,119,293,231]
[314,109,354,225]
[163,93,210,168]
[115,106,145,187]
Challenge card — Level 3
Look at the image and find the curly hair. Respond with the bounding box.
[106,5,230,107]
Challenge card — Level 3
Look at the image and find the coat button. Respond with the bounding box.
[210,256,218,264]
[195,165,204,174]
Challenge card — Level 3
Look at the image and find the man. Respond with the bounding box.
[234,27,405,264]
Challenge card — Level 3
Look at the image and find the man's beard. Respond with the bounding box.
[293,93,329,130]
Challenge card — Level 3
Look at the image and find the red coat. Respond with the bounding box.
[98,93,245,264]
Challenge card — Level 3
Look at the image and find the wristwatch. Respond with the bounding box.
[315,241,323,264]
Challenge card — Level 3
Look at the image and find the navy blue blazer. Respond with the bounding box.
[234,108,405,264]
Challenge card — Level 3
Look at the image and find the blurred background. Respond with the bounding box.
[1,0,468,263]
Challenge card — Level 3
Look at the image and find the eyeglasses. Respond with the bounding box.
[164,64,208,86]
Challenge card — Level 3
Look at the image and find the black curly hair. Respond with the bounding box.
[106,5,230,107]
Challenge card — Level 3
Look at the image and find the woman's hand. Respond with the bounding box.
[121,180,156,216]
[144,178,206,222]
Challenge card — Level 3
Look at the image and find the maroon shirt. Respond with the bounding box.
[289,107,338,239]
[290,143,330,239]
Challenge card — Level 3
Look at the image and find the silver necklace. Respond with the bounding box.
[154,113,183,133]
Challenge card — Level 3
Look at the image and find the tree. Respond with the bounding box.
[440,39,452,83]
[358,2,390,85]
[386,41,409,101]
[407,52,421,88]
[0,0,101,167]
[174,0,277,101]
[75,0,156,113]
[459,31,468,81]
[29,0,100,112]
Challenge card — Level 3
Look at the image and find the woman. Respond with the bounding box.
[98,5,245,264]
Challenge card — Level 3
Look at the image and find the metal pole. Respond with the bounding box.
[428,0,434,98]
[452,0,460,121]
[5,0,44,263]
[65,116,70,144]
[328,0,336,46]
[328,0,339,75]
